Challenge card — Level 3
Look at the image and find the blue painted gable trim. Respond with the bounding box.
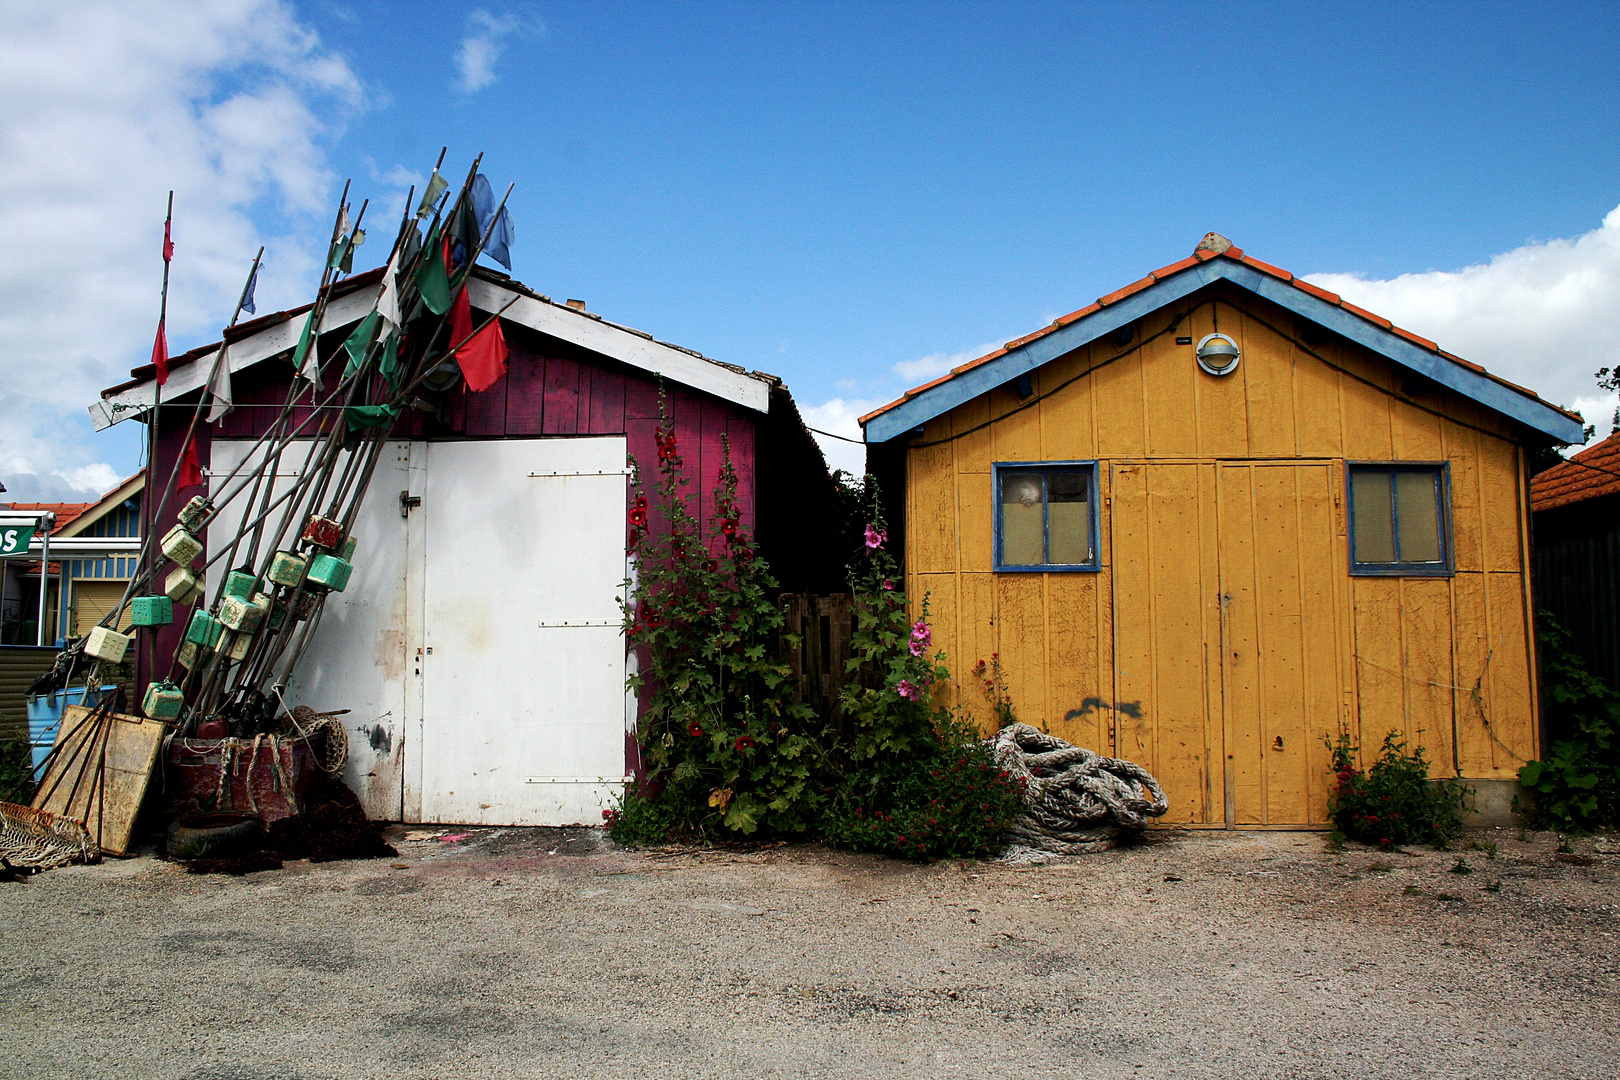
[863,261,1583,445]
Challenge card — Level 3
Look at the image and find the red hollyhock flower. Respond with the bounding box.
[633,494,648,511]
[628,507,648,528]
[734,735,755,752]
[688,722,704,737]
[705,559,718,573]
[721,518,739,536]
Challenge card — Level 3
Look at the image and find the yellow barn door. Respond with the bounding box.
[1110,461,1351,827]
[1215,462,1352,826]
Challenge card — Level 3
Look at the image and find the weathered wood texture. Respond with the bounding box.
[906,284,1538,826]
[778,594,854,734]
[32,704,164,856]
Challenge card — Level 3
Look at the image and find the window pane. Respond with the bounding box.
[1001,473,1045,565]
[1046,470,1090,563]
[1352,470,1395,564]
[1394,471,1442,563]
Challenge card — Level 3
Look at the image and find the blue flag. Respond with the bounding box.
[241,260,259,315]
[470,173,514,270]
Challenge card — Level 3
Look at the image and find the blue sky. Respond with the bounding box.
[4,0,1620,494]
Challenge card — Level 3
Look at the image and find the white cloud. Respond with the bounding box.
[799,398,888,479]
[1305,204,1620,446]
[455,9,542,93]
[0,0,365,502]
[892,342,1004,384]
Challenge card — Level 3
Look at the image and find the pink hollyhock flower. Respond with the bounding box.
[864,523,886,550]
[908,620,932,656]
[882,578,894,590]
[896,679,921,701]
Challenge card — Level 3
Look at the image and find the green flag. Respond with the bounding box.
[379,331,400,392]
[414,223,451,315]
[291,311,318,382]
[344,402,401,431]
[342,310,380,379]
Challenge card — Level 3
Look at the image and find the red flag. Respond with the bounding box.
[151,318,169,386]
[162,217,174,262]
[177,431,203,489]
[456,316,508,393]
[449,282,473,351]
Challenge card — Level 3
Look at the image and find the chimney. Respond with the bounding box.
[565,299,587,312]
[1194,232,1233,255]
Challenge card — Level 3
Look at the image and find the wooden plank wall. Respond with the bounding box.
[907,284,1537,811]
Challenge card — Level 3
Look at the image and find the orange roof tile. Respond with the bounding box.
[1531,433,1620,512]
[859,236,1582,431]
[0,502,93,533]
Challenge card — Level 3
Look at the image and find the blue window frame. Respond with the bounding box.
[1347,462,1453,577]
[993,461,1100,572]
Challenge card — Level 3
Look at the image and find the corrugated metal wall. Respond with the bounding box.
[0,645,58,742]
[1533,496,1620,691]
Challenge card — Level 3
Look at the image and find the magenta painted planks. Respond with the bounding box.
[726,412,757,527]
[504,345,545,435]
[542,354,582,435]
[586,366,626,434]
[463,366,507,436]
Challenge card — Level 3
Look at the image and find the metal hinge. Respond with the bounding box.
[400,490,421,517]
[527,469,632,477]
[536,620,618,628]
[524,775,634,784]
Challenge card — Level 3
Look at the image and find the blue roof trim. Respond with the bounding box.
[863,261,1583,445]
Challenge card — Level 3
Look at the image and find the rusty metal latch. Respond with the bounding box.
[399,490,421,517]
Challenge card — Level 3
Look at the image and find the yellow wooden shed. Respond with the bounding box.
[859,233,1586,829]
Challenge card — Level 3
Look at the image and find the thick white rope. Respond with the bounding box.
[988,723,1169,860]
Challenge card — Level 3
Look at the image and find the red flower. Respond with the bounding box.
[628,507,648,528]
[705,559,718,573]
[633,494,648,511]
[734,735,755,752]
[721,518,739,536]
[688,722,704,737]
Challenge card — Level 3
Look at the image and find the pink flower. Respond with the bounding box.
[896,679,921,701]
[864,523,887,551]
[882,578,894,590]
[908,620,931,656]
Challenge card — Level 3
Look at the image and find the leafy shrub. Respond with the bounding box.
[1519,613,1620,831]
[823,716,1025,861]
[1326,730,1468,849]
[603,783,684,847]
[0,737,35,805]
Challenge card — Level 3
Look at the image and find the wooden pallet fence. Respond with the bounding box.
[777,593,857,731]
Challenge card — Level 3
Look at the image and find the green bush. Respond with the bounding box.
[0,738,35,806]
[603,783,684,847]
[1519,614,1620,831]
[823,719,1025,861]
[1327,730,1468,849]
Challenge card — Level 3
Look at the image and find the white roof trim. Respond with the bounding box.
[91,284,383,431]
[91,274,769,431]
[466,277,769,413]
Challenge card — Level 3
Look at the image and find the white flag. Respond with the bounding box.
[206,342,234,422]
[377,247,401,335]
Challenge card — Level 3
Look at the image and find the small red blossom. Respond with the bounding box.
[735,735,756,752]
[688,722,704,738]
[722,518,739,536]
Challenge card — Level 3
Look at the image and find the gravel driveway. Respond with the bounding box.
[1,826,1615,1079]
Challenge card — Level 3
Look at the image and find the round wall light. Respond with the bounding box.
[1195,332,1240,376]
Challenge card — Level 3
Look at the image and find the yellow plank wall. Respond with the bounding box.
[905,285,1538,827]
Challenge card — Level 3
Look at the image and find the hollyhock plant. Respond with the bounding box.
[908,620,932,657]
[864,523,886,550]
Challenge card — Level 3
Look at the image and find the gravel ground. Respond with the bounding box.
[1,825,1616,1080]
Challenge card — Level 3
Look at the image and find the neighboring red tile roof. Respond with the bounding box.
[0,502,93,533]
[1531,433,1620,512]
[858,237,1582,429]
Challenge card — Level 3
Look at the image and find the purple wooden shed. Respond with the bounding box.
[93,266,839,824]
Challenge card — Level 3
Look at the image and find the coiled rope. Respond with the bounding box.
[989,723,1169,859]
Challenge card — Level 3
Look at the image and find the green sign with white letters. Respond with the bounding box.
[0,525,37,556]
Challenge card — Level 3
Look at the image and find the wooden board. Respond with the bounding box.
[32,704,165,857]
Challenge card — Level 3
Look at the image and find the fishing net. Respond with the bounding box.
[0,801,98,870]
[989,723,1169,860]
